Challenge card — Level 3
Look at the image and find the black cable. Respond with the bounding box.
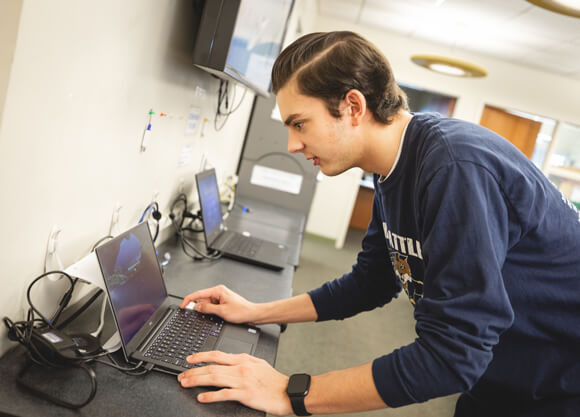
[168,194,221,261]
[214,80,247,131]
[215,81,229,131]
[94,355,149,375]
[17,360,97,409]
[182,225,204,233]
[169,193,188,230]
[221,83,247,116]
[139,202,161,242]
[174,221,222,261]
[26,271,76,327]
[3,270,100,408]
[56,289,104,330]
[3,268,153,410]
[52,278,78,326]
[180,235,223,261]
[56,234,111,333]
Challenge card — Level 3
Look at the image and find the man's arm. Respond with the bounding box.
[252,293,318,324]
[178,352,388,416]
[180,285,318,325]
[305,363,388,414]
[307,196,400,322]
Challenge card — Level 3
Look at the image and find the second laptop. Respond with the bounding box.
[195,168,289,270]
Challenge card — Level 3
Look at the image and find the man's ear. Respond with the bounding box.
[343,89,367,126]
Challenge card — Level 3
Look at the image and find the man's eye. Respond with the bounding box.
[293,121,303,130]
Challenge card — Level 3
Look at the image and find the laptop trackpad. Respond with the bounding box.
[217,337,253,355]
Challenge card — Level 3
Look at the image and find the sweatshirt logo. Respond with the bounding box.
[383,222,424,305]
[382,223,423,259]
[391,252,424,305]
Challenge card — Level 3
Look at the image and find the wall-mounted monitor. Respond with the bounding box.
[192,0,294,97]
[399,83,457,117]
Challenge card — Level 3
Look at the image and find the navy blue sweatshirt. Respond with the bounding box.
[308,113,580,415]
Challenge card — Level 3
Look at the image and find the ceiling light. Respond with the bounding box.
[428,63,466,76]
[411,55,487,78]
[526,0,580,18]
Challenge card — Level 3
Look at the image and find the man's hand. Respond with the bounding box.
[180,285,259,324]
[177,351,292,416]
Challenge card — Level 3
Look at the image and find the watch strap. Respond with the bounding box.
[287,373,312,416]
[290,394,311,416]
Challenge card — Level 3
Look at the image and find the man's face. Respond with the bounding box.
[276,80,360,176]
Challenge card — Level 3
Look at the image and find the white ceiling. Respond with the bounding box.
[317,0,580,80]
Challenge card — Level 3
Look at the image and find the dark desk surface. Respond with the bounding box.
[0,237,294,417]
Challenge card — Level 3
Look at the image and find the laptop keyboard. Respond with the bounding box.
[225,233,262,256]
[144,309,224,369]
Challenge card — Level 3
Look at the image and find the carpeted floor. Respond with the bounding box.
[274,228,459,417]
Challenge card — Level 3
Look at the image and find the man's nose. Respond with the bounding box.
[287,133,304,154]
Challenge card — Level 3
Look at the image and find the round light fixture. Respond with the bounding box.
[411,55,487,78]
[428,63,467,77]
[526,0,580,18]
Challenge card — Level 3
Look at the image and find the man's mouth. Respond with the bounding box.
[306,155,320,166]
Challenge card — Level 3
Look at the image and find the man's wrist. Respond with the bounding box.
[286,373,312,416]
[252,301,272,325]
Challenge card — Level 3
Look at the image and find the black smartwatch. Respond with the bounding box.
[286,373,312,416]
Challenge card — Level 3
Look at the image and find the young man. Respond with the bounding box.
[177,31,580,416]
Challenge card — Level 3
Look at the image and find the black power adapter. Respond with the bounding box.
[29,327,102,364]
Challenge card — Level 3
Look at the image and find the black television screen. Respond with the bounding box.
[193,0,294,97]
[399,83,457,117]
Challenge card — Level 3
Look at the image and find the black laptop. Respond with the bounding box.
[95,222,260,374]
[195,168,289,270]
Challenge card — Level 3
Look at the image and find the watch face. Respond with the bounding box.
[287,373,311,396]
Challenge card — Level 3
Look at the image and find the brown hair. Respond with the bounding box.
[272,31,408,124]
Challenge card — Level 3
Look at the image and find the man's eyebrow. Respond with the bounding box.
[284,113,302,126]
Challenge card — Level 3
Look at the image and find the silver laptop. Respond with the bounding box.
[195,168,289,270]
[95,222,260,374]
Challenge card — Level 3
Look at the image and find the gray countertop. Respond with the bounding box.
[0,234,295,417]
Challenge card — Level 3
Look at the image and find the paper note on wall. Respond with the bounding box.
[185,108,201,135]
[250,165,303,195]
[178,144,193,167]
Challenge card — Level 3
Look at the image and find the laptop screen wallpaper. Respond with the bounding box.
[99,225,167,346]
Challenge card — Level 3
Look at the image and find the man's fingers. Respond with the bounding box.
[180,285,225,308]
[194,301,222,315]
[185,351,252,366]
[179,372,241,389]
[197,388,240,403]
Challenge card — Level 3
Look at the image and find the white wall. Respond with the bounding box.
[284,0,319,47]
[306,168,362,248]
[0,0,22,130]
[552,123,580,168]
[0,0,258,356]
[305,14,580,246]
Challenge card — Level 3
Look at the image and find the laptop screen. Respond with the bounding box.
[96,223,167,347]
[196,168,225,245]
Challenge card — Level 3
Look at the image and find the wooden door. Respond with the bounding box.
[479,105,542,158]
[349,186,374,230]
